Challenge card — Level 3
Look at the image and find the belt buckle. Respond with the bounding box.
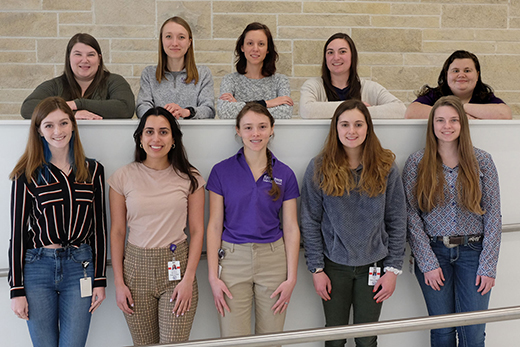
[442,236,457,248]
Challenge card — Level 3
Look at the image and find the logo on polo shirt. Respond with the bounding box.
[263,176,283,186]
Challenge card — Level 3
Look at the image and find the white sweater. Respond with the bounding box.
[299,77,405,119]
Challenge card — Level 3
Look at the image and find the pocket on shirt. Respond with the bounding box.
[73,182,95,204]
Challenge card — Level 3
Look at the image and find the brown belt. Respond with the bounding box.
[430,235,483,248]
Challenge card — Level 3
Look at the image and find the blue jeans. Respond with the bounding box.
[415,239,490,347]
[24,244,95,347]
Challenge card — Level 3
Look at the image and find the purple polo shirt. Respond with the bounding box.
[414,89,505,106]
[206,148,300,244]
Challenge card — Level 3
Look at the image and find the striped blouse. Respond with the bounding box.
[8,159,107,298]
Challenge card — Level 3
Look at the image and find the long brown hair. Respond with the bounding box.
[415,96,483,214]
[61,33,109,100]
[156,16,198,84]
[321,33,361,101]
[236,103,280,200]
[235,22,278,77]
[10,97,90,184]
[315,99,394,197]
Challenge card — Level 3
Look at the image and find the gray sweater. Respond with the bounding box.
[136,65,215,119]
[217,72,292,119]
[300,157,407,271]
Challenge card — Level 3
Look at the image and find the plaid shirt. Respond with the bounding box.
[402,148,502,278]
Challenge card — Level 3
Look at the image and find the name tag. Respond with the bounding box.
[168,261,181,281]
[80,277,92,297]
[368,266,381,286]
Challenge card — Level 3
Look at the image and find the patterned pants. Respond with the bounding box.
[123,241,198,345]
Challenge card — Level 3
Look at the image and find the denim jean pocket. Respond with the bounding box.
[24,249,40,264]
[467,242,483,252]
[70,244,93,263]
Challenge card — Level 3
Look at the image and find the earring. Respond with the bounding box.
[140,143,143,149]
[172,143,176,149]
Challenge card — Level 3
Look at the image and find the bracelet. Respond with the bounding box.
[384,266,402,276]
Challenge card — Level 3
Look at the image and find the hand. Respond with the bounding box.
[373,272,397,303]
[363,101,372,107]
[75,110,103,120]
[312,272,332,301]
[66,100,77,111]
[219,93,237,102]
[171,278,193,317]
[266,96,294,108]
[209,277,233,317]
[11,296,29,320]
[171,108,191,120]
[89,287,106,313]
[115,283,134,315]
[270,278,296,314]
[476,275,495,296]
[164,102,182,115]
[424,268,445,291]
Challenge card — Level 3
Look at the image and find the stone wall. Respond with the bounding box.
[1,0,519,119]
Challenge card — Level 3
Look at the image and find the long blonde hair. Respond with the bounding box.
[10,97,90,184]
[415,96,484,214]
[156,16,198,84]
[315,99,395,197]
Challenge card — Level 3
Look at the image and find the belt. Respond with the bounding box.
[430,234,483,248]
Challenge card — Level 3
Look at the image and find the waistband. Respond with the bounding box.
[126,239,188,256]
[221,237,284,252]
[28,243,91,257]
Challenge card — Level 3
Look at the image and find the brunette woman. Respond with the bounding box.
[206,103,300,339]
[21,33,134,119]
[136,17,215,119]
[405,50,511,119]
[299,33,405,119]
[10,96,107,347]
[300,99,406,346]
[403,96,502,346]
[108,107,204,345]
[217,23,293,119]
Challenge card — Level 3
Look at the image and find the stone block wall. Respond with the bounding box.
[1,0,519,119]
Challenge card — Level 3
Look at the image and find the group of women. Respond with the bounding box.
[19,17,512,121]
[10,16,503,347]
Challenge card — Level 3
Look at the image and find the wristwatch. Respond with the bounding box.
[311,268,324,274]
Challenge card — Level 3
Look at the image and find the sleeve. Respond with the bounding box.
[382,164,407,269]
[477,152,502,278]
[217,74,247,119]
[402,153,440,273]
[299,78,342,119]
[206,164,223,196]
[267,74,293,119]
[282,167,300,201]
[89,162,107,288]
[74,74,135,119]
[193,66,216,119]
[136,66,156,118]
[362,80,406,119]
[8,178,33,298]
[106,165,127,196]
[300,159,326,271]
[413,90,437,106]
[20,79,60,119]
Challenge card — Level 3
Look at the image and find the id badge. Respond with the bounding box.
[80,277,92,297]
[218,264,223,279]
[168,261,181,281]
[368,266,381,286]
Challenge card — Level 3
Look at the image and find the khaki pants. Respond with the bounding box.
[123,241,198,346]
[219,238,288,338]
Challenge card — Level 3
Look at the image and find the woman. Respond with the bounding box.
[108,107,204,345]
[217,23,293,119]
[9,96,107,347]
[405,50,511,119]
[300,99,406,347]
[403,96,502,346]
[299,33,405,119]
[206,103,300,338]
[136,16,215,119]
[21,33,135,119]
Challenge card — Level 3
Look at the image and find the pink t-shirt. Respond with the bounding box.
[108,162,205,248]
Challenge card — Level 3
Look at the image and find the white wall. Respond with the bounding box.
[1,119,519,346]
